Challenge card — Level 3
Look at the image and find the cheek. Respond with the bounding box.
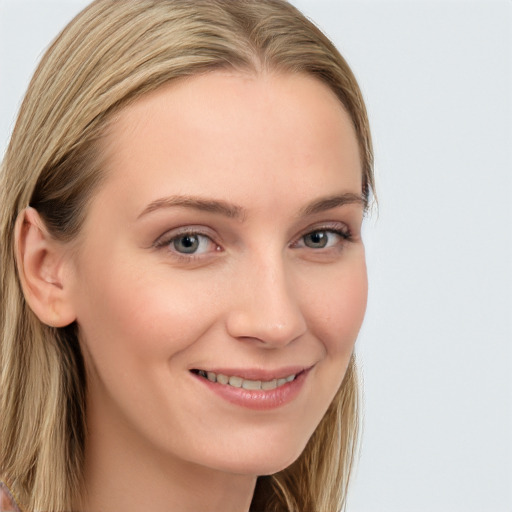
[304,256,368,357]
[74,257,222,370]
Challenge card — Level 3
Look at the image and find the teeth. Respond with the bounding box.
[217,374,229,385]
[242,379,262,390]
[261,379,277,390]
[197,370,297,390]
[228,376,243,388]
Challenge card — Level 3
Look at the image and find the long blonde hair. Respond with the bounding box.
[0,1,373,510]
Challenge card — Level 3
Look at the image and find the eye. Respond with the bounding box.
[303,231,331,249]
[154,229,219,257]
[172,233,208,254]
[294,227,350,250]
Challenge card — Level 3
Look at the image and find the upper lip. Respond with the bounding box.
[190,365,312,381]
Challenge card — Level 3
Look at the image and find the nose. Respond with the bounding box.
[225,253,307,348]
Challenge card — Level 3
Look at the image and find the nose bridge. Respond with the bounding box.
[226,247,307,347]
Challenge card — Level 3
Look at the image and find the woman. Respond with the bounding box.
[0,1,374,511]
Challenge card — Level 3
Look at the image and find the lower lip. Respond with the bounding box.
[192,370,310,410]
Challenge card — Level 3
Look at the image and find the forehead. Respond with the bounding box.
[95,71,362,218]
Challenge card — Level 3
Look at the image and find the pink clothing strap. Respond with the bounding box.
[0,482,21,512]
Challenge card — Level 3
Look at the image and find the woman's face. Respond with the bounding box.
[66,71,367,476]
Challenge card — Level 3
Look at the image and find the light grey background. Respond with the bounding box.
[1,1,511,511]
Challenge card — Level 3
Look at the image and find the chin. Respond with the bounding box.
[205,438,308,477]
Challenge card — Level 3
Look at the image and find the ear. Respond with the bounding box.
[15,207,77,327]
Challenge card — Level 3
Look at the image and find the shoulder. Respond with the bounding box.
[0,482,21,512]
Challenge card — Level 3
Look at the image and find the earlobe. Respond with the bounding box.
[15,207,77,327]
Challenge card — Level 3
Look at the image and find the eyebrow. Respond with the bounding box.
[137,195,245,220]
[298,192,366,216]
[137,192,365,221]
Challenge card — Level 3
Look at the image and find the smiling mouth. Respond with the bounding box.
[191,369,299,391]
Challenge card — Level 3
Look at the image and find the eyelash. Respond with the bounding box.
[153,224,352,261]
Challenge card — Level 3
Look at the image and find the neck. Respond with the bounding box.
[75,411,257,512]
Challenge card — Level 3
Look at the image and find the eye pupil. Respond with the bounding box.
[304,231,328,248]
[174,235,199,253]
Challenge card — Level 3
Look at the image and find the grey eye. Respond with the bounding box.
[173,234,200,253]
[303,231,329,249]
